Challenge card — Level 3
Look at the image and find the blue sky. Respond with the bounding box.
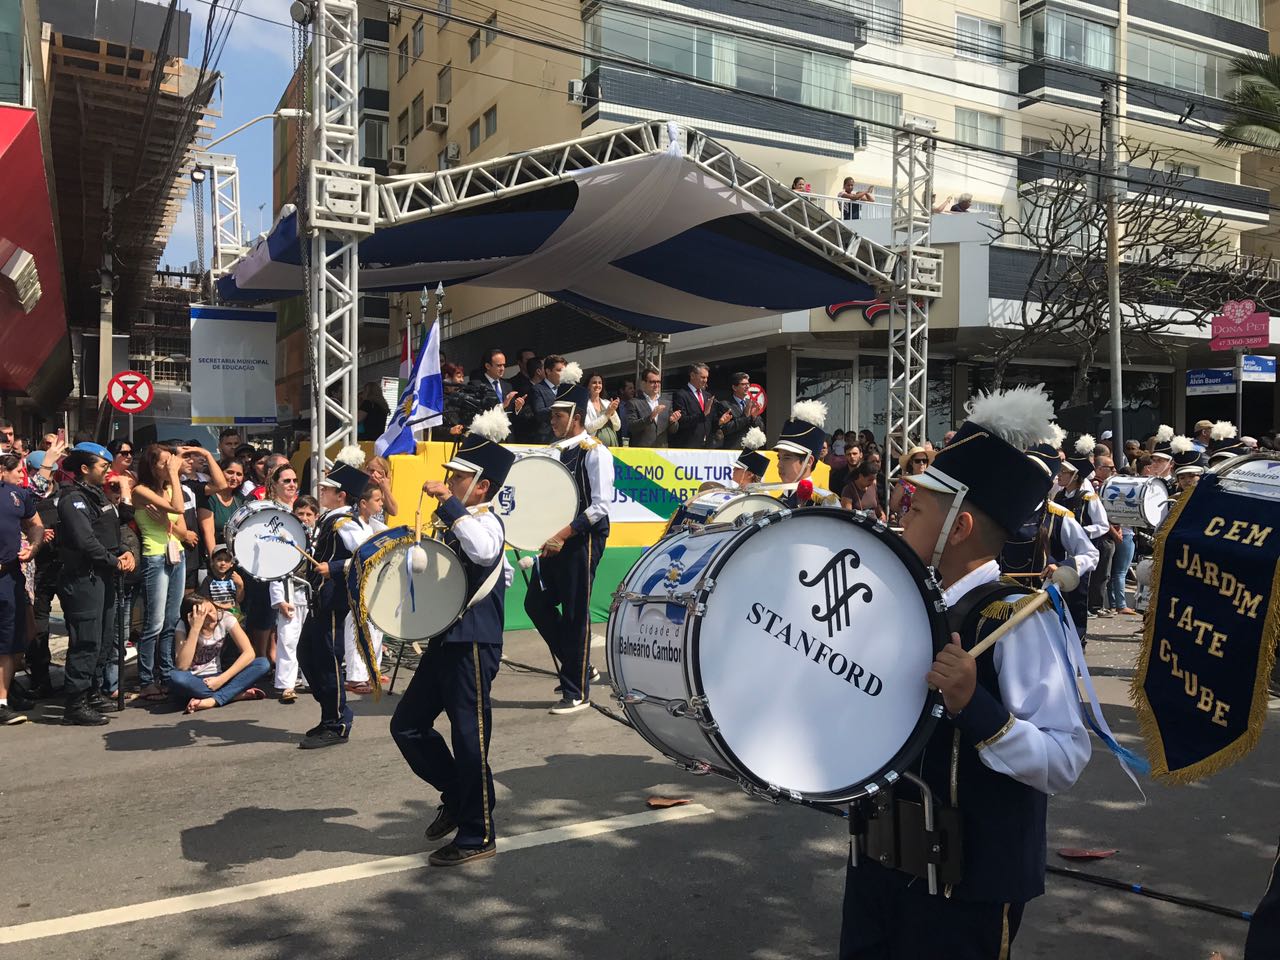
[161,0,297,270]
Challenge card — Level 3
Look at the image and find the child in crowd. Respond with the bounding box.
[170,596,270,714]
[198,548,244,613]
[268,495,319,703]
[343,484,388,695]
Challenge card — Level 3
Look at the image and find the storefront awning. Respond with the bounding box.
[217,121,897,332]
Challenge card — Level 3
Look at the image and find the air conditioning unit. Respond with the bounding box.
[389,144,407,170]
[428,103,449,131]
[445,141,460,161]
[568,78,586,105]
[387,3,400,23]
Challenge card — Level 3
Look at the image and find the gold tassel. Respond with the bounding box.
[979,588,1040,622]
[346,529,416,702]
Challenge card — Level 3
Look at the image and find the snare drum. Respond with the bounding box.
[354,527,468,640]
[225,500,308,581]
[607,507,947,804]
[665,490,784,535]
[494,454,579,552]
[1100,476,1169,529]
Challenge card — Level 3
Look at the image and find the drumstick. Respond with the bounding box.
[968,566,1081,659]
[261,534,322,567]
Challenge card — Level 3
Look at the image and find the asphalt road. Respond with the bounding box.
[0,622,1273,960]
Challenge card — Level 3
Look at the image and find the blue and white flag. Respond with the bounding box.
[375,322,443,456]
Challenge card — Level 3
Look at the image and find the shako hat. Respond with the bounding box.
[773,400,827,461]
[1207,421,1246,464]
[443,407,515,490]
[1171,435,1203,476]
[319,462,369,500]
[1026,422,1065,477]
[1152,424,1175,461]
[734,426,770,479]
[1061,434,1096,480]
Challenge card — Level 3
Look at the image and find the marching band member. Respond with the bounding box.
[731,427,769,488]
[1206,420,1247,468]
[1151,424,1176,493]
[341,483,389,694]
[841,386,1091,959]
[296,460,368,749]
[524,362,614,715]
[269,494,319,703]
[1171,435,1204,494]
[391,407,514,866]
[1054,435,1107,638]
[772,400,838,509]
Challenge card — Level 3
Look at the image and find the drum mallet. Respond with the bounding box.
[262,534,323,568]
[968,566,1081,659]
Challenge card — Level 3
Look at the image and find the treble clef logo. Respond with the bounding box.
[798,549,873,639]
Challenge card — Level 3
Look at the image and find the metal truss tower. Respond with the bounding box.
[885,119,943,481]
[204,154,246,279]
[304,0,376,479]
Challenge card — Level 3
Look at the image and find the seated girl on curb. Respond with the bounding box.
[170,596,270,714]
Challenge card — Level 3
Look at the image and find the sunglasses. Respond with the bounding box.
[280,477,299,484]
[911,457,929,465]
[118,450,133,457]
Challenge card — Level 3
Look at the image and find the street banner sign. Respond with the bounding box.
[1186,369,1234,396]
[1211,299,1271,352]
[1242,355,1277,383]
[106,370,154,414]
[190,305,278,425]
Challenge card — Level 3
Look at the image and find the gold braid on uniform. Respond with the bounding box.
[345,528,416,701]
[977,580,1042,622]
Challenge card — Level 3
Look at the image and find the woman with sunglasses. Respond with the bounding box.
[889,446,932,525]
[196,458,248,561]
[106,439,136,483]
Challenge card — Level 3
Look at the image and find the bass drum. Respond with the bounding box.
[608,507,947,804]
[494,454,579,552]
[225,500,308,581]
[1100,477,1169,529]
[665,489,784,535]
[356,527,468,641]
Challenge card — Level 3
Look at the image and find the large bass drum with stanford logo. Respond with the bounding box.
[607,507,948,804]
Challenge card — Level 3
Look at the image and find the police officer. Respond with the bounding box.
[297,461,369,749]
[0,452,42,726]
[56,443,134,726]
[524,362,614,715]
[391,407,514,866]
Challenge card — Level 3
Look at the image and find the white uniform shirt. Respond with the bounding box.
[551,432,615,528]
[449,503,514,587]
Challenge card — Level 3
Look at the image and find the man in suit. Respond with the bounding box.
[471,349,519,412]
[524,355,564,445]
[509,352,547,444]
[715,372,763,449]
[626,368,681,448]
[670,363,714,449]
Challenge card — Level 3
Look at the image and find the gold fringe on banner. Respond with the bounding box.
[345,530,416,702]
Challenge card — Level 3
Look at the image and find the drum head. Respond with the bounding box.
[365,539,468,640]
[691,508,946,802]
[495,455,579,552]
[228,503,306,581]
[710,493,784,524]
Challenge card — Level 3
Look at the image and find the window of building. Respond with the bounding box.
[469,31,482,61]
[360,118,388,160]
[436,0,451,29]
[397,37,409,78]
[483,105,497,137]
[583,10,852,113]
[359,50,388,90]
[468,119,481,151]
[955,15,1002,64]
[397,109,409,146]
[484,12,498,43]
[412,18,424,57]
[1021,136,1052,154]
[955,107,1002,149]
[1162,0,1260,26]
[1021,10,1115,71]
[1163,160,1201,178]
[411,93,425,136]
[1127,31,1236,99]
[851,0,902,43]
[437,63,452,102]
[852,85,901,127]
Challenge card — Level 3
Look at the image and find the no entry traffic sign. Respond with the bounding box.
[107,370,154,414]
[747,383,767,413]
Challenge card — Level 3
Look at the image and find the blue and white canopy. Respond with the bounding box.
[217,121,898,333]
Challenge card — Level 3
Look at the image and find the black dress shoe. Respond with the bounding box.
[63,701,110,726]
[86,692,119,713]
[428,841,496,866]
[22,679,54,701]
[299,728,348,749]
[425,805,458,841]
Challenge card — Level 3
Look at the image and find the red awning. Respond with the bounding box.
[0,106,71,410]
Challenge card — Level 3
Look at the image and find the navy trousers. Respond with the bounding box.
[391,639,501,848]
[524,528,605,702]
[840,861,1025,959]
[298,605,352,736]
[1246,837,1280,959]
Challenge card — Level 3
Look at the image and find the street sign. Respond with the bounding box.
[1242,355,1277,383]
[1211,299,1271,351]
[106,370,154,413]
[747,383,767,413]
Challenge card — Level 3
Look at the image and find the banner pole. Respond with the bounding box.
[1236,350,1244,434]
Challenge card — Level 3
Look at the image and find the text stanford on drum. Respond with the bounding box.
[746,603,884,696]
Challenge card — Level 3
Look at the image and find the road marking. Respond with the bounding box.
[0,804,713,944]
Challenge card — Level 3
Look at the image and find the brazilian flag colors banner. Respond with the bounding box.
[1132,464,1280,783]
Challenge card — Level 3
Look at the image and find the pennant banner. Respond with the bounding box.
[1132,461,1280,783]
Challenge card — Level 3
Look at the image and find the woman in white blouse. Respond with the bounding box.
[585,372,622,446]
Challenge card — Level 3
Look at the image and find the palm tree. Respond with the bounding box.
[1217,53,1280,152]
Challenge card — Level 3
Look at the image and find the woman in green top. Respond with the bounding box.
[133,445,191,699]
[198,458,247,556]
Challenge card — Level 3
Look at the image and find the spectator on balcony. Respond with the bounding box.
[357,382,390,441]
[950,193,974,213]
[791,177,811,192]
[837,177,875,220]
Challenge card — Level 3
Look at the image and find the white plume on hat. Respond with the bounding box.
[741,426,767,452]
[1045,422,1066,449]
[1074,434,1096,456]
[966,385,1056,451]
[335,444,366,468]
[1210,420,1238,441]
[560,361,583,387]
[1170,435,1194,455]
[468,406,511,443]
[1155,424,1175,443]
[791,399,828,428]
